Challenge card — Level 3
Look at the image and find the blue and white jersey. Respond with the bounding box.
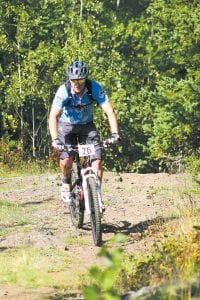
[52,79,109,124]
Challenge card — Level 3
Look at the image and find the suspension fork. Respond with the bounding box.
[81,167,104,214]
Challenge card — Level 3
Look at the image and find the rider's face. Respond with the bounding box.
[70,79,86,94]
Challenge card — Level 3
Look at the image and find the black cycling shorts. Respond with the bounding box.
[58,121,102,160]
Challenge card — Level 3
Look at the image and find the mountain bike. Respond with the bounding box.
[62,142,108,247]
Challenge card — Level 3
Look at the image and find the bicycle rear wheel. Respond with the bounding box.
[69,162,84,228]
[88,177,102,246]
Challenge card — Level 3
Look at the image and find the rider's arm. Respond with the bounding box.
[49,106,62,140]
[101,101,119,134]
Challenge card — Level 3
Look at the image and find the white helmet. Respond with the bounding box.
[67,60,89,79]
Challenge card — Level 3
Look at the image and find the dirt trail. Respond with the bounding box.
[0,171,194,299]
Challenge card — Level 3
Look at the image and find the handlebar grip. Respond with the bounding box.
[57,144,65,151]
[102,139,110,148]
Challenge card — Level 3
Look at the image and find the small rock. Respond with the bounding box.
[115,176,123,182]
[46,231,54,236]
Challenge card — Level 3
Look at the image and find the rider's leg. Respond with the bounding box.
[92,159,103,183]
[59,157,73,203]
[60,156,73,183]
[58,123,75,203]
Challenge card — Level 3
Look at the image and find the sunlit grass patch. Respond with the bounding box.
[104,199,112,207]
[118,211,200,289]
[0,199,30,228]
[0,161,59,178]
[127,187,138,193]
[189,185,200,198]
[149,185,171,195]
[0,180,32,193]
[64,235,90,246]
[169,192,199,221]
[0,247,85,289]
[102,187,110,193]
[0,174,58,193]
[0,177,31,192]
[83,231,200,299]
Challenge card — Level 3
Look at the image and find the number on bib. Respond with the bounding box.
[78,144,95,157]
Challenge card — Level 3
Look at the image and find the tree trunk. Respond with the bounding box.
[32,103,36,158]
[17,42,25,159]
[79,0,83,40]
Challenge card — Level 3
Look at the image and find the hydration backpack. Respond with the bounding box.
[64,79,96,111]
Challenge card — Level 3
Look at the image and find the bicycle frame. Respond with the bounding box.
[81,166,104,215]
[60,139,114,246]
[61,143,105,215]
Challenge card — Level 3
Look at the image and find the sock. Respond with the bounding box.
[62,177,71,184]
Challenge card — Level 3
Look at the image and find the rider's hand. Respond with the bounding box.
[104,133,120,147]
[52,138,64,150]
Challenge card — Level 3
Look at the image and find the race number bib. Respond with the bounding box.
[78,144,95,157]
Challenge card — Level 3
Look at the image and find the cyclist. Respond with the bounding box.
[49,60,120,204]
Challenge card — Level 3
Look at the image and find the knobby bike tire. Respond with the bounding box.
[69,162,84,228]
[88,177,102,246]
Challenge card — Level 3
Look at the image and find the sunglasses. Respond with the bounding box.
[70,79,86,84]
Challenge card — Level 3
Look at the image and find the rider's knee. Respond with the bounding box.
[92,159,102,170]
[60,157,73,168]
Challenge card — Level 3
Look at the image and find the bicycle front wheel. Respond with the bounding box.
[87,177,102,246]
[69,162,84,228]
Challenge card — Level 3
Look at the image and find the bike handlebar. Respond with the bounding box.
[59,140,113,154]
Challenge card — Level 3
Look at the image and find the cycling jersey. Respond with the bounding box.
[52,80,109,124]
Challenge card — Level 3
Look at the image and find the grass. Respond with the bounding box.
[0,173,59,193]
[127,184,200,292]
[83,222,200,299]
[64,235,91,246]
[0,196,89,290]
[148,185,169,195]
[0,247,87,289]
[0,161,59,178]
[0,182,31,193]
[117,228,200,297]
[0,199,30,228]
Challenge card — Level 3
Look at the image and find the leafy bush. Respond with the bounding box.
[122,233,200,291]
[83,234,127,300]
[84,231,200,299]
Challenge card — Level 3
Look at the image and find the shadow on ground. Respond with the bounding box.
[102,216,176,235]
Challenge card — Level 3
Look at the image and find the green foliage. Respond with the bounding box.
[121,232,200,295]
[186,154,200,178]
[1,0,200,171]
[141,77,199,167]
[83,234,127,300]
[84,231,200,299]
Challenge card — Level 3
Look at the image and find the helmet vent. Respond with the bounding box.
[67,60,88,79]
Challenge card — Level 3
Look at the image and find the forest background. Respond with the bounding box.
[0,1,200,298]
[0,0,199,173]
